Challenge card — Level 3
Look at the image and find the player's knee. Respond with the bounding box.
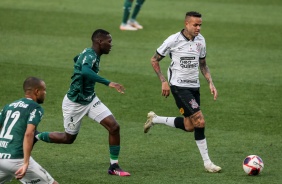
[186,127,194,132]
[109,122,120,135]
[64,134,77,144]
[190,111,205,128]
[183,117,194,132]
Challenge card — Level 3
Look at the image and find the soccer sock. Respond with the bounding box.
[36,132,52,143]
[109,145,120,165]
[131,0,145,20]
[196,138,211,165]
[122,0,133,24]
[153,115,176,127]
[174,117,186,131]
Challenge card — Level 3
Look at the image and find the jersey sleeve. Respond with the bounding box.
[199,38,206,59]
[0,108,3,127]
[27,106,44,127]
[81,64,111,85]
[156,35,174,57]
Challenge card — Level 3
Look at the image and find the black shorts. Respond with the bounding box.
[170,86,200,117]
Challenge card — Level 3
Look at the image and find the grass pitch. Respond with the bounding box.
[0,0,281,183]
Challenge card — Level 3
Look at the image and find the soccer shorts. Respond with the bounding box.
[0,157,55,184]
[62,95,112,135]
[170,86,201,117]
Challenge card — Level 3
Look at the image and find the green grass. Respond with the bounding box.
[0,0,282,183]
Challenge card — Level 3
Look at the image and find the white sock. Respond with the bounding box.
[110,159,118,165]
[196,139,211,165]
[153,116,175,127]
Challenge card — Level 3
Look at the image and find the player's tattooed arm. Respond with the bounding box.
[151,52,166,82]
[199,58,213,85]
[200,58,218,100]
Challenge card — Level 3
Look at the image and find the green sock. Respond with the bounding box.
[37,132,52,143]
[131,0,145,20]
[109,145,120,163]
[122,0,132,24]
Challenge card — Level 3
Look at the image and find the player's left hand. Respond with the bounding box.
[109,82,125,94]
[209,83,218,100]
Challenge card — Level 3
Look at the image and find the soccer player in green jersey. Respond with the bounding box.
[120,0,145,31]
[36,29,130,176]
[0,77,58,184]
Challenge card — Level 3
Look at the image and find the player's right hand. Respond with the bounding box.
[161,81,170,98]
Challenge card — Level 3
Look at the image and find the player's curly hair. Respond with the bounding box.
[91,29,110,42]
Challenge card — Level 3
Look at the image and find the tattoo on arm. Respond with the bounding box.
[151,53,166,82]
[199,58,213,84]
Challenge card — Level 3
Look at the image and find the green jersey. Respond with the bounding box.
[67,48,111,105]
[0,98,43,159]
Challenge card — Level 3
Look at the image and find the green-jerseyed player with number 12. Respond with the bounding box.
[0,77,58,184]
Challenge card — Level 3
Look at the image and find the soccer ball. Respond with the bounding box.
[243,155,264,176]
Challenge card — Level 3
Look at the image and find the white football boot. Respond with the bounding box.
[128,19,143,29]
[144,111,156,133]
[204,162,222,173]
[119,23,138,31]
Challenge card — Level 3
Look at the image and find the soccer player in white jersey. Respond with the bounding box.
[144,11,221,173]
[0,77,58,184]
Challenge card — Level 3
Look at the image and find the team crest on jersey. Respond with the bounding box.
[189,99,199,109]
[196,43,201,52]
[179,108,184,115]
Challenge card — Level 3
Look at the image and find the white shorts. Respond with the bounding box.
[0,157,55,184]
[62,95,112,135]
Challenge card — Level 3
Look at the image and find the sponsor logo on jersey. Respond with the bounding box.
[177,79,197,84]
[180,57,198,68]
[0,153,11,159]
[0,141,9,148]
[9,101,29,108]
[189,99,199,109]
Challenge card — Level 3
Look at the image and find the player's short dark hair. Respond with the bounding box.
[23,77,43,92]
[186,11,202,18]
[91,29,110,42]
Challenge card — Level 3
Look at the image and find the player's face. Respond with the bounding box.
[36,81,46,104]
[100,34,113,55]
[185,16,202,38]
